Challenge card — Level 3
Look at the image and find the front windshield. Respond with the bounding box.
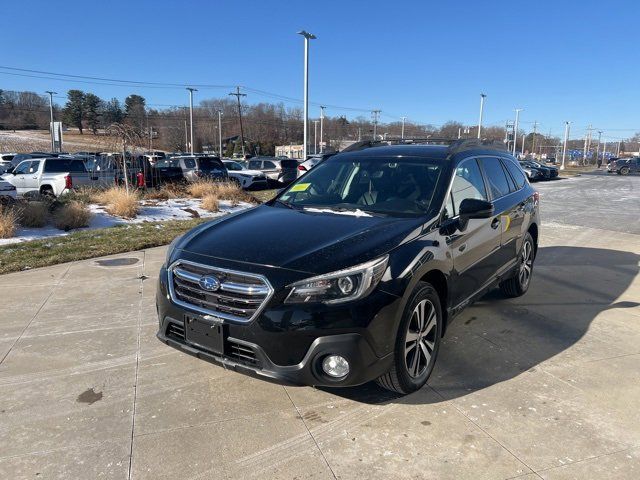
[278,156,443,216]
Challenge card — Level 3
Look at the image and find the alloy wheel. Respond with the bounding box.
[404,299,437,378]
[519,240,533,289]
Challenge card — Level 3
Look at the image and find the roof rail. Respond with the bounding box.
[339,137,509,154]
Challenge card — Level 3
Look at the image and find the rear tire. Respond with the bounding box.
[377,282,442,394]
[500,232,535,297]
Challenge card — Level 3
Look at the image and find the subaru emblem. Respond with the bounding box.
[198,275,221,292]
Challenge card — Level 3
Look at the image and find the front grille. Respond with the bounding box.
[166,321,185,341]
[227,339,260,367]
[168,260,273,323]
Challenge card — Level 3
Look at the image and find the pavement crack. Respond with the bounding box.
[283,386,338,480]
[127,251,145,480]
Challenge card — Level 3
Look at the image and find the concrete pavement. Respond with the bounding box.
[0,175,639,479]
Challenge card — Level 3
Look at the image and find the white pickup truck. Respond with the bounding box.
[1,157,110,197]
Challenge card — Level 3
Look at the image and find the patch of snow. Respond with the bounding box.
[304,207,372,217]
[0,198,251,246]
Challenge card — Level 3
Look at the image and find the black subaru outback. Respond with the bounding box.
[156,139,540,394]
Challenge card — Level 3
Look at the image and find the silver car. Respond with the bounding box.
[246,157,299,185]
[174,156,228,182]
[222,160,268,189]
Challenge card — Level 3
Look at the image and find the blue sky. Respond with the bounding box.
[2,0,639,140]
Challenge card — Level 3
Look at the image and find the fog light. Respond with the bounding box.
[322,355,349,378]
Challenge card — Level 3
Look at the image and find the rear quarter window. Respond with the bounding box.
[502,159,527,189]
[44,159,87,173]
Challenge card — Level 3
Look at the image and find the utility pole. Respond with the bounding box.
[371,110,381,140]
[531,121,538,157]
[513,108,523,155]
[585,125,593,165]
[313,120,319,154]
[561,121,570,170]
[521,134,525,155]
[186,87,197,155]
[45,91,57,152]
[229,86,247,157]
[595,130,602,163]
[616,140,621,157]
[217,110,223,158]
[457,127,461,139]
[319,106,326,153]
[401,116,407,139]
[357,127,361,141]
[602,139,607,163]
[184,118,188,153]
[477,93,486,139]
[297,30,316,160]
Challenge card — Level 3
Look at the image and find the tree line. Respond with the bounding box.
[3,88,637,156]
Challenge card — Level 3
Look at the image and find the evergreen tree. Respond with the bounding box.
[63,90,85,134]
[103,98,124,125]
[84,93,102,134]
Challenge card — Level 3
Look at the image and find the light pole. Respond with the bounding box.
[313,120,319,154]
[217,110,223,158]
[297,30,316,160]
[595,130,602,164]
[45,91,57,152]
[561,121,570,170]
[186,87,197,154]
[319,105,325,153]
[512,108,523,155]
[401,116,407,139]
[371,110,381,140]
[477,93,486,139]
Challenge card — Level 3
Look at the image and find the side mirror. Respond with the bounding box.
[459,198,494,220]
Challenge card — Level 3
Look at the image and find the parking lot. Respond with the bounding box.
[0,173,639,479]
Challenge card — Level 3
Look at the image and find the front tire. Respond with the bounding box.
[500,232,535,297]
[377,282,442,394]
[620,167,630,176]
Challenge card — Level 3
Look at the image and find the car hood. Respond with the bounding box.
[178,204,427,274]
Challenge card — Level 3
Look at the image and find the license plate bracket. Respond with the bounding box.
[184,314,225,354]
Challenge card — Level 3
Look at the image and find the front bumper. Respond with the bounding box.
[156,263,399,387]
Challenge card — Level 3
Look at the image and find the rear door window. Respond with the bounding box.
[197,157,224,170]
[479,157,512,199]
[263,161,276,169]
[502,159,527,189]
[183,158,196,168]
[248,160,261,169]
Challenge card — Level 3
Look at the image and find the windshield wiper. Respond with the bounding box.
[273,199,300,210]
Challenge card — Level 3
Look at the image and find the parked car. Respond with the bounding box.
[173,156,228,183]
[297,153,337,177]
[608,157,639,175]
[0,179,17,203]
[2,157,108,197]
[522,166,544,182]
[148,157,186,184]
[0,153,17,172]
[246,157,299,185]
[222,160,268,189]
[520,160,558,180]
[157,139,539,394]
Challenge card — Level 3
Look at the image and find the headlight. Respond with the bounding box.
[284,255,388,304]
[165,234,183,265]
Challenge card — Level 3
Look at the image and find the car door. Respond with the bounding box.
[8,161,31,194]
[478,157,522,276]
[22,160,42,194]
[262,160,279,181]
[445,158,502,307]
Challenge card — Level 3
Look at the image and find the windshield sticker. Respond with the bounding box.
[290,183,310,192]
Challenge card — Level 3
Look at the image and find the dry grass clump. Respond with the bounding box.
[17,201,49,228]
[187,180,218,198]
[201,194,220,212]
[53,201,93,231]
[212,182,255,203]
[0,207,18,238]
[97,187,140,218]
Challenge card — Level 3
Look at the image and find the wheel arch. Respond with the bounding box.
[419,269,449,336]
[528,222,539,256]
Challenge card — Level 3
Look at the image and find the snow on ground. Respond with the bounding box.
[0,198,251,246]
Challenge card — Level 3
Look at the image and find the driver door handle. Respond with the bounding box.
[491,217,501,229]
